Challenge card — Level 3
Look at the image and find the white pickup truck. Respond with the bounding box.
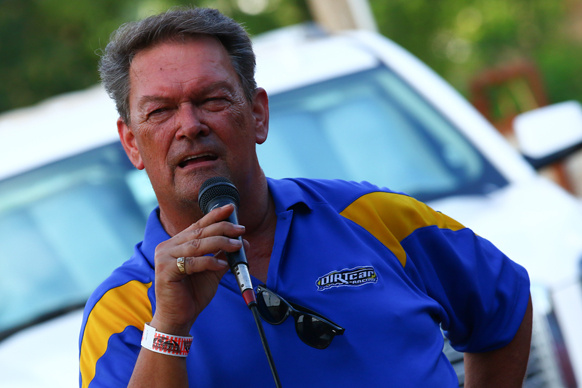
[1,24,581,387]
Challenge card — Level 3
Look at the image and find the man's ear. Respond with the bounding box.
[252,88,269,145]
[117,117,145,170]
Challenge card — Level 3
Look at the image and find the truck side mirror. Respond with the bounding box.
[514,101,582,169]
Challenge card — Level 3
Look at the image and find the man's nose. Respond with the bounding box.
[174,103,210,139]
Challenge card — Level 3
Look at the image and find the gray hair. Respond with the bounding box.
[98,7,257,124]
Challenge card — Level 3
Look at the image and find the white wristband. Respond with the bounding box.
[141,322,192,357]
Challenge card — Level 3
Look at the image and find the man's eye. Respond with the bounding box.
[150,107,167,115]
[145,107,172,121]
[203,98,230,111]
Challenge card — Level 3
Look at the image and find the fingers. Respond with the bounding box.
[173,236,250,276]
[155,204,246,277]
[196,203,237,227]
[149,205,247,332]
[172,204,245,245]
[155,237,238,280]
[171,234,243,261]
[188,203,241,234]
[179,254,229,275]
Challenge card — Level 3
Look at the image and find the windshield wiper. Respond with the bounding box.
[0,301,86,342]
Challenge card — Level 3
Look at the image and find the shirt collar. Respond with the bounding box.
[141,208,170,267]
[267,177,312,214]
[139,178,312,266]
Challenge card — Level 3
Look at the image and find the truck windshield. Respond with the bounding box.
[0,143,156,340]
[258,66,508,202]
[0,66,509,340]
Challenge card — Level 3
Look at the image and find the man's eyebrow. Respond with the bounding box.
[135,82,239,109]
[132,96,169,119]
[136,95,172,109]
[199,81,237,95]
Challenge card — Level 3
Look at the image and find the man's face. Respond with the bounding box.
[118,36,267,211]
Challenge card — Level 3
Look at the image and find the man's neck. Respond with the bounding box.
[242,189,276,283]
[157,176,277,283]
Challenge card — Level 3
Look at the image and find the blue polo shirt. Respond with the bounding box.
[79,178,530,387]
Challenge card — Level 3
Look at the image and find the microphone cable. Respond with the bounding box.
[198,177,281,387]
[248,299,282,388]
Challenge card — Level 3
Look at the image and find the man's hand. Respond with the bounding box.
[129,204,246,388]
[151,203,246,335]
[464,295,533,388]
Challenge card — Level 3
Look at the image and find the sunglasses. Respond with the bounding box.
[255,285,345,349]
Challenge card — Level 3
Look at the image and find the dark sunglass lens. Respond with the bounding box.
[295,315,335,349]
[257,289,288,324]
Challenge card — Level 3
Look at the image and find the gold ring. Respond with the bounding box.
[176,257,186,274]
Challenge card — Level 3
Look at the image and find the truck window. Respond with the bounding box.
[0,142,156,339]
[259,66,508,202]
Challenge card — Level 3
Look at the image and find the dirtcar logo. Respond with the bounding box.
[316,266,378,291]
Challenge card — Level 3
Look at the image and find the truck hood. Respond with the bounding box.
[0,309,82,387]
[429,175,582,291]
[2,176,581,387]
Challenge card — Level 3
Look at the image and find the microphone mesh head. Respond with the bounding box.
[198,177,240,215]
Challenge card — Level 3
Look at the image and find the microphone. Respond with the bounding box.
[198,177,256,307]
[199,177,282,387]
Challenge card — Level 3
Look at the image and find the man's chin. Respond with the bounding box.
[178,170,232,194]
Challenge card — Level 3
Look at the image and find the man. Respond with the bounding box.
[79,7,532,387]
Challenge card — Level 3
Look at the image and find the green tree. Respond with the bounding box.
[371,0,581,105]
[0,0,136,112]
[1,0,580,115]
[0,0,310,114]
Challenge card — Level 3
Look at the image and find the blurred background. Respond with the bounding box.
[1,0,581,113]
[2,1,582,386]
[2,0,582,194]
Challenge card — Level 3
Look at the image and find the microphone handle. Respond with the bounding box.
[226,233,255,307]
[207,198,255,305]
[231,262,255,306]
[198,178,279,385]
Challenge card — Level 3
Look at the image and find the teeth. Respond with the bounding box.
[179,153,214,167]
[184,153,211,162]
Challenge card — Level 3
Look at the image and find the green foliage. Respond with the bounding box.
[371,0,577,103]
[0,0,310,113]
[0,0,580,114]
[0,0,139,112]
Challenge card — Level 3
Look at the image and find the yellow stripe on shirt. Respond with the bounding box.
[340,192,465,267]
[79,280,153,388]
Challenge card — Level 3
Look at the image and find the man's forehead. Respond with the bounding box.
[125,38,245,117]
[128,37,235,90]
[132,34,227,65]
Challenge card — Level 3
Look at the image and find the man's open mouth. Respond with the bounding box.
[178,153,218,168]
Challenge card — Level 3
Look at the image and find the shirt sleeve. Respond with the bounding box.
[401,207,530,353]
[79,278,153,387]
